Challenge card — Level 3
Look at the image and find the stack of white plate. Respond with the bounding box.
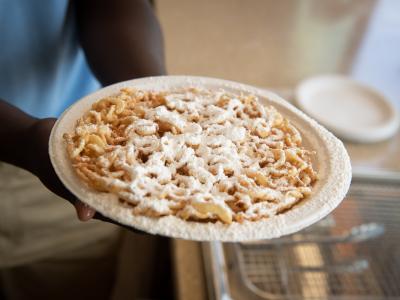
[296,75,399,143]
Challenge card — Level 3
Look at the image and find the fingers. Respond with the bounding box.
[74,198,145,235]
[74,199,96,221]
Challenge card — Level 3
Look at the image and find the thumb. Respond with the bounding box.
[74,199,96,221]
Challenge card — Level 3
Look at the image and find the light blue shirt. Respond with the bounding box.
[0,0,100,118]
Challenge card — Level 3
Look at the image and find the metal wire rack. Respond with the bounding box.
[232,178,400,300]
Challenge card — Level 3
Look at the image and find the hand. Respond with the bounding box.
[26,118,145,234]
[26,118,97,221]
[0,100,128,224]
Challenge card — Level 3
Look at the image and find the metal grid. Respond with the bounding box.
[234,180,400,300]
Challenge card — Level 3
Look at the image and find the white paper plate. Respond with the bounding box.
[296,75,400,143]
[49,76,351,241]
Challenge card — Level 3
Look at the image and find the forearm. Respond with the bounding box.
[75,0,166,86]
[0,100,38,171]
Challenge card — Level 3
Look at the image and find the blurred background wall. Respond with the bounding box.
[158,0,376,89]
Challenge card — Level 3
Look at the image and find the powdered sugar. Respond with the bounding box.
[50,76,351,241]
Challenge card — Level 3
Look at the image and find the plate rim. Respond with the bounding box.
[49,75,352,241]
